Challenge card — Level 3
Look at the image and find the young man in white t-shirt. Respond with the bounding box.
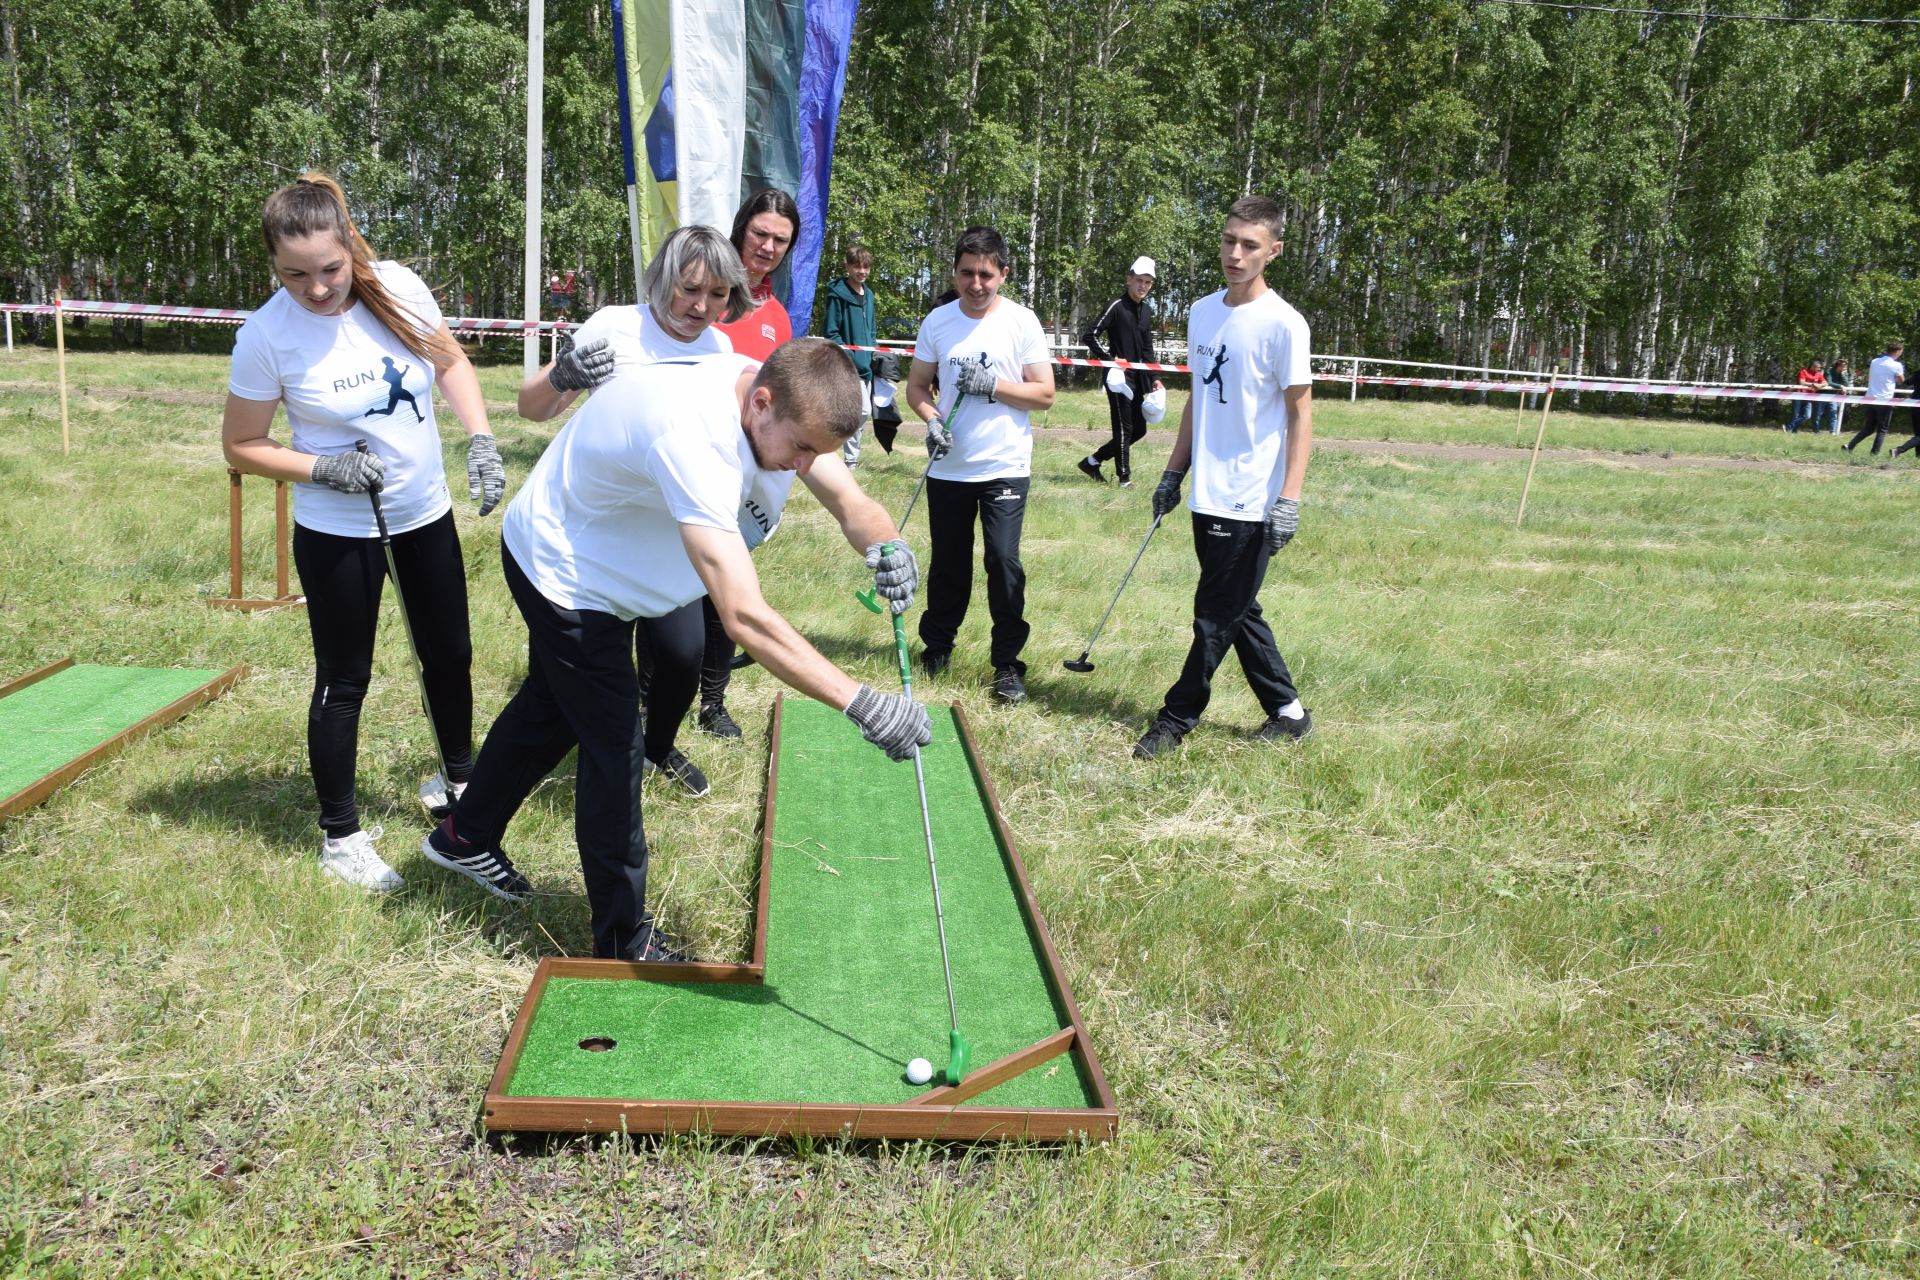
[905,226,1056,703]
[1135,196,1315,760]
[1849,341,1908,455]
[428,340,929,962]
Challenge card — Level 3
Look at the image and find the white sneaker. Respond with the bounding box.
[417,772,466,818]
[319,827,403,892]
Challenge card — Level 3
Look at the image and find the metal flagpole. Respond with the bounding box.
[522,0,545,381]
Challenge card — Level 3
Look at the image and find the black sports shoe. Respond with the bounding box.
[644,748,711,797]
[1255,708,1314,742]
[625,930,693,963]
[421,821,532,901]
[993,667,1027,704]
[698,703,743,739]
[1131,721,1185,760]
[1077,456,1106,483]
[920,649,951,678]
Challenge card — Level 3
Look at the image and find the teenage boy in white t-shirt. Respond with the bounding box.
[905,226,1056,704]
[1849,341,1908,456]
[1135,195,1315,760]
[428,341,928,962]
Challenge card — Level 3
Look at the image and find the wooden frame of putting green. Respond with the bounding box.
[0,657,248,823]
[482,696,1117,1142]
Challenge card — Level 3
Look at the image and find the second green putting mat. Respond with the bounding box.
[505,699,1097,1109]
[0,663,232,804]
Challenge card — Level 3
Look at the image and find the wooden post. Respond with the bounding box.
[273,476,291,598]
[227,470,245,598]
[54,292,70,454]
[4,307,12,352]
[1349,356,1359,402]
[210,470,304,610]
[1515,371,1557,527]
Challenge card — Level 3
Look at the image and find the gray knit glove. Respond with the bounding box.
[467,433,505,516]
[953,362,997,401]
[924,417,952,461]
[548,335,614,392]
[1264,497,1299,553]
[1150,468,1184,519]
[311,449,386,494]
[864,540,920,615]
[844,685,933,761]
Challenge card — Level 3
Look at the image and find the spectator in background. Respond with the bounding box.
[1077,256,1164,488]
[1787,358,1826,433]
[1820,358,1851,434]
[694,188,802,740]
[1846,342,1906,455]
[822,243,878,468]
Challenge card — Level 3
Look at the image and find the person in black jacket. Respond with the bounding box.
[1077,256,1164,487]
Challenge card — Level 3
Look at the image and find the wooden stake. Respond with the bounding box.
[1515,371,1557,527]
[54,291,70,454]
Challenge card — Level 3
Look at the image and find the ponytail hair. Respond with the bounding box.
[261,172,460,365]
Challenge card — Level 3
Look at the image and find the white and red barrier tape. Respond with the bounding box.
[4,302,1908,407]
[0,300,576,335]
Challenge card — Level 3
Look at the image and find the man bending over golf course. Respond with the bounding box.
[424,339,929,961]
[1134,195,1315,760]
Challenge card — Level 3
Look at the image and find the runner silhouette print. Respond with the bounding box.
[365,356,424,422]
[1202,345,1230,404]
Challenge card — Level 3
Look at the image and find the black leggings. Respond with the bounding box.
[293,512,473,837]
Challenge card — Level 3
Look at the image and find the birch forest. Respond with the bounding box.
[1,0,1915,395]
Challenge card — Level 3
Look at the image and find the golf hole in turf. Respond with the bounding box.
[578,1037,617,1053]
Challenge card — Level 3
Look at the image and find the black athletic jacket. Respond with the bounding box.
[1082,293,1156,394]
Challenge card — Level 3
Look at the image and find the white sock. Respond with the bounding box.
[1275,699,1305,721]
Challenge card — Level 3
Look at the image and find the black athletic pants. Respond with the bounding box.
[699,597,734,709]
[1155,513,1298,735]
[919,475,1030,673]
[293,512,472,838]
[1848,405,1896,454]
[1895,404,1920,456]
[453,545,656,960]
[631,598,707,761]
[1090,388,1148,482]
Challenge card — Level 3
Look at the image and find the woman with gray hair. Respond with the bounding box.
[515,225,753,795]
[516,224,752,422]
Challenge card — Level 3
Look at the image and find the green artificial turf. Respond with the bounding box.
[0,663,226,803]
[505,698,1099,1109]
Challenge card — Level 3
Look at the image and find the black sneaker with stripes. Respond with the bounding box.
[422,820,532,901]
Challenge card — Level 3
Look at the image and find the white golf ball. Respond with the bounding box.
[905,1057,933,1085]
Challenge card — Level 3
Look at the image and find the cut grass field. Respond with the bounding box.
[2,346,1919,1277]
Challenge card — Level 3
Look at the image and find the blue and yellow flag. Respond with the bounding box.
[613,0,859,331]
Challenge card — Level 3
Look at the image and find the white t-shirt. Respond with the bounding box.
[228,261,452,537]
[1186,288,1312,520]
[502,354,796,620]
[912,298,1049,482]
[572,302,732,372]
[1868,354,1906,400]
[740,471,798,550]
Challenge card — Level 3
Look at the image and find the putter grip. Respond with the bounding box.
[355,439,392,539]
[891,611,912,694]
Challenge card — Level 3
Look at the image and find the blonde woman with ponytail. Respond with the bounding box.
[221,172,521,897]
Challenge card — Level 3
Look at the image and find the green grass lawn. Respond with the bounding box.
[2,348,1919,1277]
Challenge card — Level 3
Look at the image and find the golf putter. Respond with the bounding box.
[886,596,971,1085]
[356,440,452,793]
[1064,512,1164,673]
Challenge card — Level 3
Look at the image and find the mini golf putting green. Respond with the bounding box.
[0,658,246,823]
[484,697,1116,1141]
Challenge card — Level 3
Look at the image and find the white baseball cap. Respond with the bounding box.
[1129,256,1156,277]
[1142,386,1167,424]
[1105,366,1134,398]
